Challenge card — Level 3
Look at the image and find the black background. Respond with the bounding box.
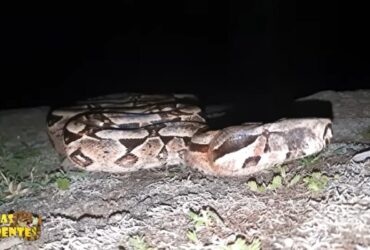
[1,2,369,123]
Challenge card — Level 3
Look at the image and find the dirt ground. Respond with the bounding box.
[0,90,369,250]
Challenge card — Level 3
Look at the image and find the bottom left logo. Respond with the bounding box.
[0,210,42,241]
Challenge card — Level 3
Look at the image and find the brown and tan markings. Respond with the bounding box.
[47,94,333,176]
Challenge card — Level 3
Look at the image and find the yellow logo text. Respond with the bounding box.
[0,211,42,240]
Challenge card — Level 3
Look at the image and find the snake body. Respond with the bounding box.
[47,93,333,176]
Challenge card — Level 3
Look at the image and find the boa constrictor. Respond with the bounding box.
[47,93,333,176]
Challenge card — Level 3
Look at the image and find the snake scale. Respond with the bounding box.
[47,93,333,176]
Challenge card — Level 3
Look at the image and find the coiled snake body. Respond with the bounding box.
[47,94,333,176]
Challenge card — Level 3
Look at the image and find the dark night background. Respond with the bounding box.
[1,2,369,124]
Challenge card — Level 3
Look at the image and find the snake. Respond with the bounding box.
[47,93,333,176]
